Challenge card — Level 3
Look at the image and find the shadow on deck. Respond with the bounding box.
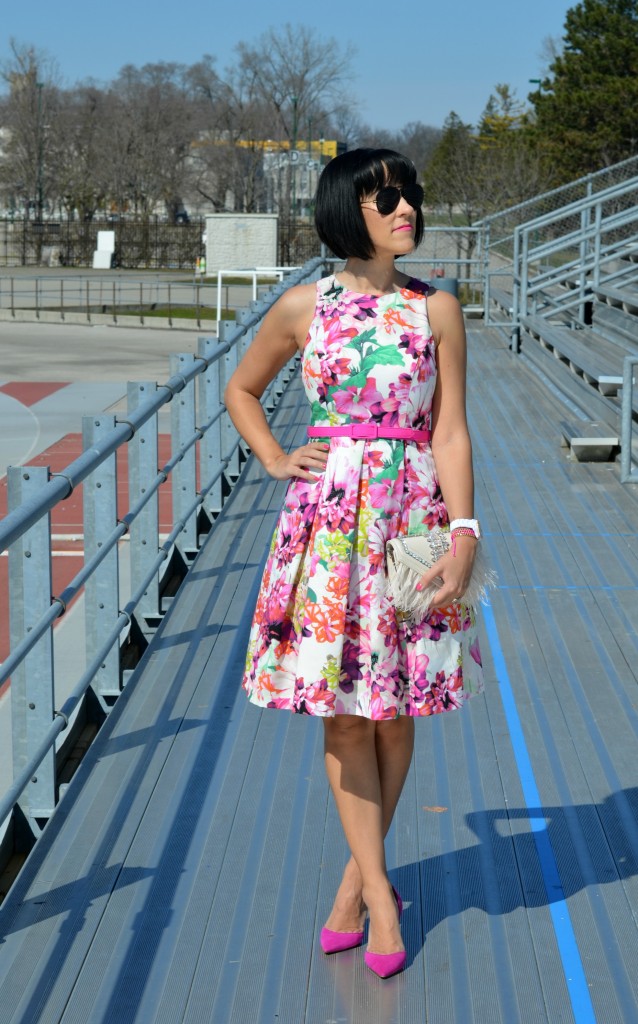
[0,326,637,1024]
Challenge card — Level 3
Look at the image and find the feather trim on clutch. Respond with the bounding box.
[386,527,496,619]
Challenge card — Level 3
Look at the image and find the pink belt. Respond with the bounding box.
[307,424,431,442]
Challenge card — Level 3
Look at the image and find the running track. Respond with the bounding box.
[0,382,173,694]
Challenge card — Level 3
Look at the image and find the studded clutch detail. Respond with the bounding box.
[385,527,496,619]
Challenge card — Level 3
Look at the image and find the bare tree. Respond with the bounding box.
[0,40,61,219]
[53,84,111,220]
[236,24,356,144]
[236,23,356,250]
[354,120,442,176]
[102,62,196,220]
[188,27,357,223]
[187,56,275,212]
[329,103,366,150]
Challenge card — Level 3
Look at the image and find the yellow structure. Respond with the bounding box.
[235,139,343,159]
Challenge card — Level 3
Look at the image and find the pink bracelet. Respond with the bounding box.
[450,527,477,556]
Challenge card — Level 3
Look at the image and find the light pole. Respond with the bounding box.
[291,95,298,228]
[305,118,314,216]
[36,81,44,223]
[529,78,544,98]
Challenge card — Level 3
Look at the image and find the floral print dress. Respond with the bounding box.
[242,274,484,718]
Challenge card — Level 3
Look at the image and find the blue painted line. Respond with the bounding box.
[482,600,597,1024]
[501,531,630,538]
[493,584,635,592]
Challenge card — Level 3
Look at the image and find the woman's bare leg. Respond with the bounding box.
[323,716,414,953]
[326,716,415,928]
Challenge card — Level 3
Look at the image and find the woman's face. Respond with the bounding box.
[359,181,419,259]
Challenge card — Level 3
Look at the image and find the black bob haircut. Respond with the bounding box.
[314,148,424,260]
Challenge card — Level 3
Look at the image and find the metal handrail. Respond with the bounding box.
[0,343,226,553]
[508,178,638,346]
[524,227,638,295]
[476,153,638,234]
[514,175,637,235]
[0,255,324,837]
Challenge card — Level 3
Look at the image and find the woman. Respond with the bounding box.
[225,148,484,978]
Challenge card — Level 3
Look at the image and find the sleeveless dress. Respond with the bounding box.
[242,274,484,719]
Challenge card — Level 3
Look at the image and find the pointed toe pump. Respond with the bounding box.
[364,885,406,978]
[320,926,365,954]
[364,949,407,978]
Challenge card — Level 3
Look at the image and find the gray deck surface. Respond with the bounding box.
[1,325,637,1023]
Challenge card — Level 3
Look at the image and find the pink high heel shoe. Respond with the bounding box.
[320,889,372,954]
[320,925,365,954]
[364,886,406,978]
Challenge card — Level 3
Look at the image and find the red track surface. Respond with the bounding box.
[1,427,173,695]
[0,382,70,406]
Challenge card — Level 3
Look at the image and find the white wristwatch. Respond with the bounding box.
[449,518,481,539]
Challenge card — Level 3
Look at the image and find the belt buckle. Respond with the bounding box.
[351,423,377,439]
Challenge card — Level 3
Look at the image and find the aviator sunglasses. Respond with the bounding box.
[360,183,424,215]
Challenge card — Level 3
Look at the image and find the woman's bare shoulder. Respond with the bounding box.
[426,286,464,343]
[426,286,462,317]
[272,282,317,347]
[275,281,317,318]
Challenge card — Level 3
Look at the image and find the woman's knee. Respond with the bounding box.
[375,716,415,745]
[324,716,375,747]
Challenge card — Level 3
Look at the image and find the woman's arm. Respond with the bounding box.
[418,289,478,605]
[224,283,329,482]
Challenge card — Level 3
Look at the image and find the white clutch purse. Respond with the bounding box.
[385,527,496,618]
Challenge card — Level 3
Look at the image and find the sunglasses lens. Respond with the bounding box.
[375,187,401,214]
[374,184,424,214]
[403,184,424,209]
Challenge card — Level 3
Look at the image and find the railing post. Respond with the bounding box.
[170,353,199,557]
[7,465,56,835]
[83,415,121,706]
[621,356,638,484]
[511,227,521,352]
[481,222,491,324]
[216,269,223,326]
[236,307,256,360]
[579,202,591,324]
[197,336,223,517]
[593,201,603,291]
[218,320,240,480]
[127,382,160,632]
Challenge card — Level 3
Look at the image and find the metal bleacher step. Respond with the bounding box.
[520,326,620,430]
[559,419,620,461]
[521,315,627,395]
[488,286,513,317]
[595,282,638,313]
[593,297,638,355]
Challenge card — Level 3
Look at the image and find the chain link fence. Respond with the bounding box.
[0,217,207,269]
[480,155,638,263]
[0,216,323,270]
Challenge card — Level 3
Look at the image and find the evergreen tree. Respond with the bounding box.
[423,112,480,223]
[423,97,553,224]
[532,0,638,178]
[478,84,527,148]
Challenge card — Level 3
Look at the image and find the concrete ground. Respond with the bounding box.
[0,318,213,383]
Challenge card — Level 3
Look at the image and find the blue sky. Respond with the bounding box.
[3,0,575,130]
